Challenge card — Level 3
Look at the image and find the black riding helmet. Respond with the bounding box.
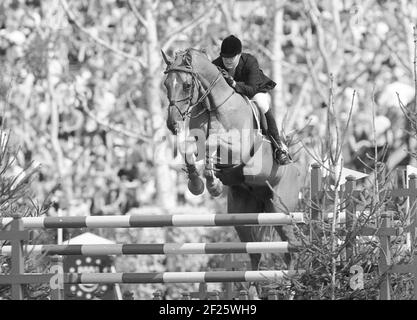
[220,35,242,58]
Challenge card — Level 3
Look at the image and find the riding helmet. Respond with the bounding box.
[220,35,242,58]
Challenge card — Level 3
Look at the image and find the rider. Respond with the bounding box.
[212,35,292,165]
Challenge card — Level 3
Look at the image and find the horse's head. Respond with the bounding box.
[162,49,201,135]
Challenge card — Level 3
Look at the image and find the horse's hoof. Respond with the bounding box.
[207,182,223,197]
[208,189,222,197]
[188,178,205,195]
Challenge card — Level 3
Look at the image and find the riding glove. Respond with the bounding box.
[221,69,236,87]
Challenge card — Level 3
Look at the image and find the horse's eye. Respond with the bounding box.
[183,83,191,91]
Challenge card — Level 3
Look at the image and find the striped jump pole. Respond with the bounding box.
[0,241,300,256]
[0,270,304,285]
[0,213,304,229]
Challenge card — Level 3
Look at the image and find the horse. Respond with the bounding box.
[162,48,302,296]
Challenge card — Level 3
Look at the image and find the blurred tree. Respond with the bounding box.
[0,0,416,213]
[269,0,286,128]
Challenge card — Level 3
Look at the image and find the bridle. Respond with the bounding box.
[164,65,235,120]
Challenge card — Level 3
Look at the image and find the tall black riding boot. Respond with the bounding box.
[264,110,292,165]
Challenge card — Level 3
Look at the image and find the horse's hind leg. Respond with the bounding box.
[228,186,263,298]
[234,226,263,299]
[234,226,262,271]
[227,186,263,271]
[274,225,296,269]
[268,163,302,270]
[264,197,297,269]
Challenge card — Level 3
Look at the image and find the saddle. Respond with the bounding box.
[243,96,269,136]
[213,97,281,187]
[245,96,292,165]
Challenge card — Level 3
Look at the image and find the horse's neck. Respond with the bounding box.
[190,54,252,131]
[196,67,227,107]
[192,60,259,165]
[209,81,251,131]
[195,67,240,128]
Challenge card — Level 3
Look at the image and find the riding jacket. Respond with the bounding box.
[212,53,276,99]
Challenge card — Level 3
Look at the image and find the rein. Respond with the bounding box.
[164,65,234,119]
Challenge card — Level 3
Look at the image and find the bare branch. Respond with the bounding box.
[414,25,417,112]
[379,35,413,77]
[218,1,235,34]
[338,90,356,161]
[162,7,215,52]
[339,38,387,94]
[286,80,310,130]
[397,0,415,68]
[125,92,149,125]
[128,0,148,30]
[152,0,161,11]
[305,0,331,76]
[397,92,416,124]
[281,60,309,75]
[326,74,338,164]
[60,0,145,68]
[371,87,381,204]
[249,40,274,60]
[78,103,152,143]
[300,138,332,174]
[306,54,328,104]
[330,0,343,44]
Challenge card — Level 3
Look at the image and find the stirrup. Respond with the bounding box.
[274,149,293,165]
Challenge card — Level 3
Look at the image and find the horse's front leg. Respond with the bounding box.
[178,130,205,196]
[185,161,205,195]
[203,145,223,197]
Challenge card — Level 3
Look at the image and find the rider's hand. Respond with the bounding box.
[220,68,229,77]
[225,77,235,87]
[221,70,236,88]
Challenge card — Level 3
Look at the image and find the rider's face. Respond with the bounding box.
[222,54,241,70]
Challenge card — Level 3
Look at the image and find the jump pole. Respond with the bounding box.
[0,270,304,285]
[0,213,304,229]
[0,242,300,256]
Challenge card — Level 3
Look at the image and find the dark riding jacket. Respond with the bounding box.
[212,53,276,99]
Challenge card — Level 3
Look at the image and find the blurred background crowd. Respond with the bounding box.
[1,0,417,217]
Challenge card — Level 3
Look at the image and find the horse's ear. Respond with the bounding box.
[161,50,173,66]
[183,52,192,67]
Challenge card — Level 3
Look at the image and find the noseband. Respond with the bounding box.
[164,65,234,120]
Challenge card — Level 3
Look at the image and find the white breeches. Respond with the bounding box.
[253,93,271,113]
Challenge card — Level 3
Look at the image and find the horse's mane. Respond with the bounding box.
[166,48,223,87]
[172,48,210,69]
